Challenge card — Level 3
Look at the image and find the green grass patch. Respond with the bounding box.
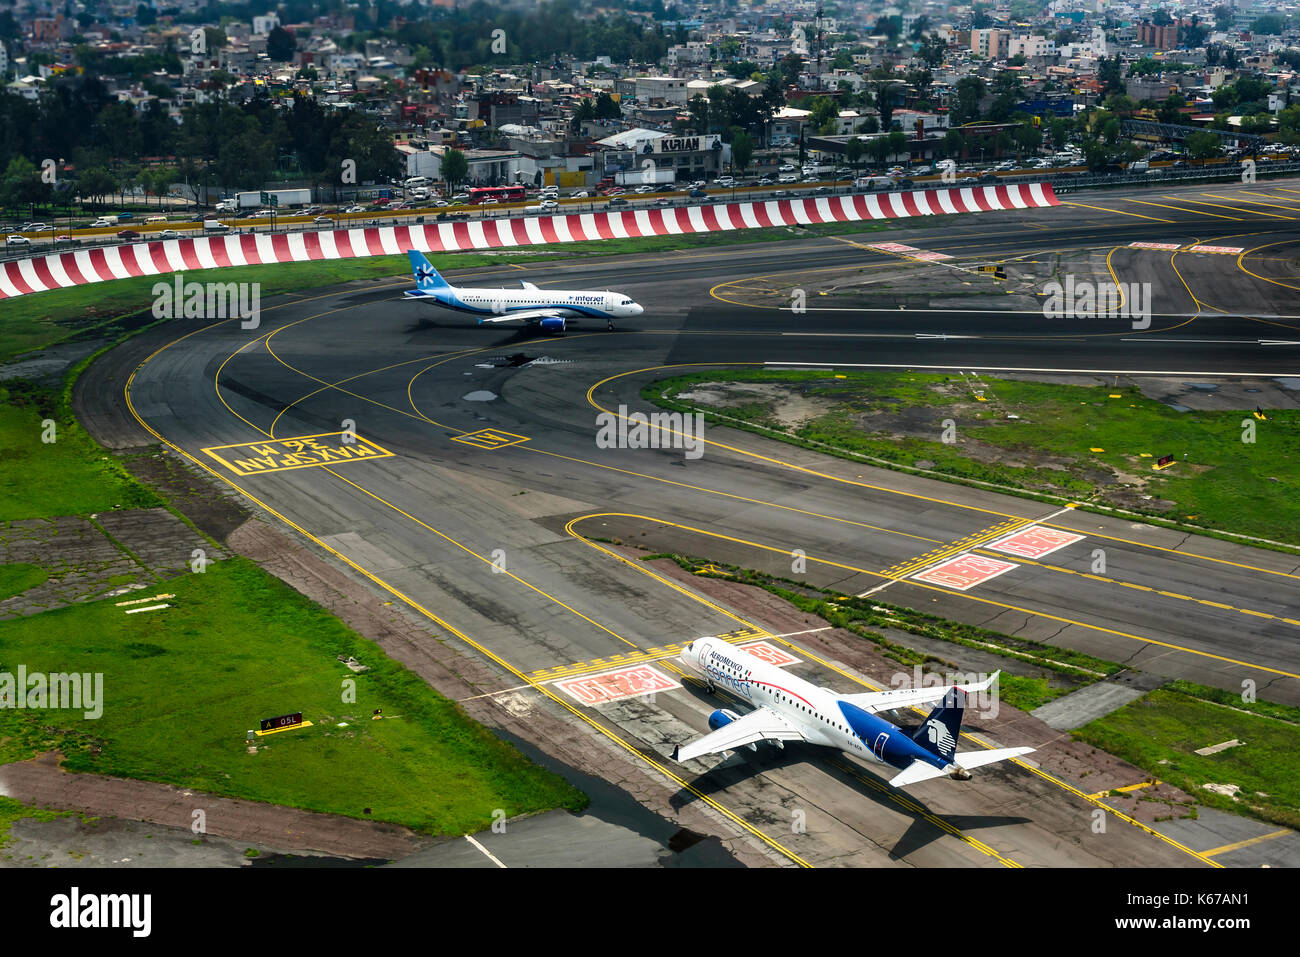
[0,563,49,600]
[0,385,158,521]
[644,368,1300,547]
[1073,685,1300,830]
[0,796,70,850]
[0,557,586,835]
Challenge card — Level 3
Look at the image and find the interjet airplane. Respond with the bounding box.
[404,250,644,331]
[673,637,1034,787]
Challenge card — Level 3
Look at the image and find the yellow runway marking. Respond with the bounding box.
[1060,201,1174,223]
[1087,780,1158,799]
[1125,198,1239,221]
[1202,829,1291,858]
[1193,193,1294,219]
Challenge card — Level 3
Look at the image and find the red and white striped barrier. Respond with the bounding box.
[0,183,1057,301]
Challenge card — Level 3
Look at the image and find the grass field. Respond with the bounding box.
[0,388,158,521]
[0,557,586,835]
[0,797,69,851]
[644,368,1300,545]
[1073,684,1300,829]
[0,563,48,600]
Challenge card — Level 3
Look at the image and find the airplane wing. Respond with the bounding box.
[477,308,565,325]
[840,671,1001,716]
[671,707,804,764]
[889,747,1035,788]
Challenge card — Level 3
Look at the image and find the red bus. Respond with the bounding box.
[468,186,526,205]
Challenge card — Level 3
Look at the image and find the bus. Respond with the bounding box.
[468,186,526,205]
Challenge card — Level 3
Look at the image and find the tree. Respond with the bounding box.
[1186,130,1221,160]
[951,76,986,125]
[1251,14,1286,35]
[730,129,754,173]
[1157,93,1186,123]
[846,136,866,168]
[267,26,296,63]
[918,33,946,68]
[442,148,468,188]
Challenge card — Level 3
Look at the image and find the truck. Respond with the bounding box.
[235,188,312,210]
[614,166,675,187]
[203,220,231,232]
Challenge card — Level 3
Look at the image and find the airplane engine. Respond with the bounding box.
[708,708,740,731]
[539,317,566,333]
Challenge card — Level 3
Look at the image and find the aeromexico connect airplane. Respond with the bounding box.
[674,637,1034,788]
[404,250,644,331]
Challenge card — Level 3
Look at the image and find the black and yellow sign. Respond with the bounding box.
[451,429,530,450]
[1153,453,1176,471]
[202,431,394,476]
[979,265,1007,279]
[257,711,312,736]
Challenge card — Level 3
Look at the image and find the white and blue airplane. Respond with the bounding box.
[673,637,1034,788]
[404,250,644,332]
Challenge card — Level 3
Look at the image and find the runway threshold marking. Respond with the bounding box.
[140,326,814,870]
[566,513,1224,868]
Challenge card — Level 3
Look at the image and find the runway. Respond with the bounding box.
[82,176,1300,867]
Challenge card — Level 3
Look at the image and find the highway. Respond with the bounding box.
[78,175,1300,867]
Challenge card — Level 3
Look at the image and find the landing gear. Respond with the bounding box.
[606,319,615,331]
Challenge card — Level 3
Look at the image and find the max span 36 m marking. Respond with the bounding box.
[201,430,394,476]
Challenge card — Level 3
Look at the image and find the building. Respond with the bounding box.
[1010,35,1055,59]
[1136,22,1180,50]
[971,29,1010,60]
[633,76,689,105]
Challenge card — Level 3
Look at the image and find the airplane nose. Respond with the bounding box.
[633,303,644,316]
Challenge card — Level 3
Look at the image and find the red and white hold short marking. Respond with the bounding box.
[988,525,1085,559]
[1187,245,1244,255]
[1128,242,1181,250]
[912,553,1018,591]
[738,640,800,667]
[555,665,679,705]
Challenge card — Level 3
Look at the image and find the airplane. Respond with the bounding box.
[404,250,644,331]
[672,637,1034,788]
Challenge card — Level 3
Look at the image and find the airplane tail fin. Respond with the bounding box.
[911,687,965,764]
[407,250,450,292]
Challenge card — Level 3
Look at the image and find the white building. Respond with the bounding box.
[252,13,279,35]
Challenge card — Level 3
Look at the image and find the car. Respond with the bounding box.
[53,233,74,243]
[481,198,499,205]
[689,180,706,189]
[313,215,334,225]
[249,209,271,218]
[1172,160,1189,169]
[116,229,141,239]
[688,188,707,198]
[146,215,167,223]
[716,177,735,187]
[758,175,775,185]
[389,201,409,210]
[835,167,853,176]
[437,211,470,221]
[813,185,831,193]
[431,200,449,207]
[653,198,672,206]
[778,164,796,173]
[5,234,30,245]
[634,185,654,194]
[608,197,629,207]
[117,212,133,220]
[980,172,999,182]
[304,205,322,215]
[777,173,797,184]
[958,175,978,183]
[536,199,559,211]
[157,229,180,239]
[912,165,934,175]
[371,197,391,206]
[572,190,589,198]
[344,204,365,213]
[21,222,49,231]
[605,186,626,195]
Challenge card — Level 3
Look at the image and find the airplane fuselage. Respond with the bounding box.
[680,637,955,777]
[414,285,643,321]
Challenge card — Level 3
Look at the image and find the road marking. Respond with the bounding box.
[555,665,680,705]
[912,552,1019,591]
[1201,829,1291,858]
[464,834,508,868]
[1060,201,1174,222]
[988,525,1085,559]
[451,429,530,450]
[202,431,394,476]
